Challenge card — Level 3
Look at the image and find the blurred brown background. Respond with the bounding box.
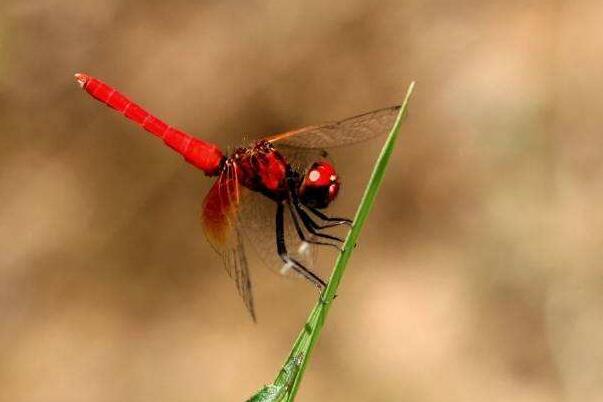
[1,1,602,401]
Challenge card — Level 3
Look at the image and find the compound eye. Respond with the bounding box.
[299,161,340,209]
[328,181,340,201]
[308,169,321,182]
[306,165,331,186]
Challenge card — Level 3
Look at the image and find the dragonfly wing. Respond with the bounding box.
[238,190,317,280]
[267,105,400,149]
[201,162,256,320]
[220,227,255,320]
[272,144,332,176]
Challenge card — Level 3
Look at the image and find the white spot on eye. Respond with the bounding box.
[308,170,321,182]
[329,174,337,181]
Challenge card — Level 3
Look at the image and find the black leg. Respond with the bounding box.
[294,203,345,244]
[285,176,351,231]
[287,201,342,250]
[304,204,353,227]
[276,202,327,289]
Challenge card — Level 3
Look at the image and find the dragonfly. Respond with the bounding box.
[74,73,400,320]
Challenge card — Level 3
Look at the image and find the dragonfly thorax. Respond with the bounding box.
[232,140,289,198]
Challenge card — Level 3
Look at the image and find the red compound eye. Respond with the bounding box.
[299,161,340,209]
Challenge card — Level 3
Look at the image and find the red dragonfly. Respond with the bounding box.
[75,73,399,320]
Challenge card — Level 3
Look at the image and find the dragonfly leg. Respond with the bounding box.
[304,205,353,227]
[287,201,341,251]
[293,203,345,245]
[286,175,350,234]
[276,202,327,290]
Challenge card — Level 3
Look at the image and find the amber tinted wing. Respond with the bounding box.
[201,161,256,321]
[266,105,400,149]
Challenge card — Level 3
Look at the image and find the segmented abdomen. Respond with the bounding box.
[75,73,224,176]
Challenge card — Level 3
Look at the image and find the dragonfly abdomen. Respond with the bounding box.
[75,73,224,176]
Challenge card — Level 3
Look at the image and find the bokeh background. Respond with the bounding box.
[1,1,602,401]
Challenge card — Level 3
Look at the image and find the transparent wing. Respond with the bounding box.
[201,161,256,321]
[273,145,331,176]
[238,190,317,280]
[266,105,400,149]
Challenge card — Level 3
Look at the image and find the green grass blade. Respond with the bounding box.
[246,354,304,402]
[247,82,415,402]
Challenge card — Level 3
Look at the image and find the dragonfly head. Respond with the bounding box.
[298,161,340,209]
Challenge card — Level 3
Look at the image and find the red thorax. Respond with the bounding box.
[232,139,289,199]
